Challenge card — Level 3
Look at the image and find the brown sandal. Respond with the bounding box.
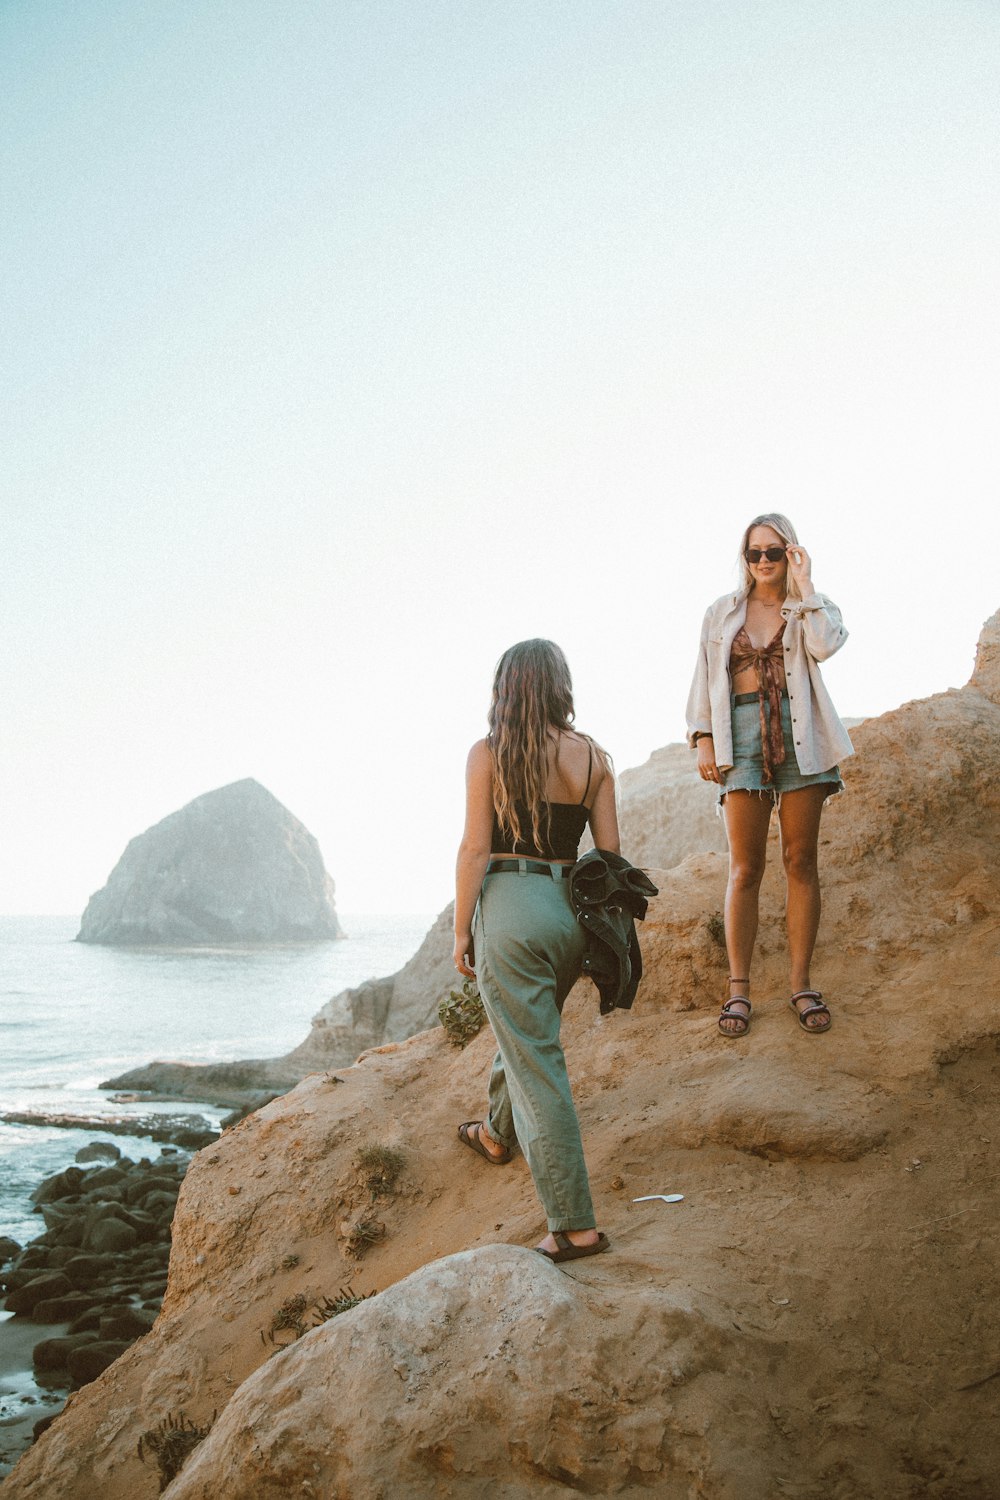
[535,1231,610,1263]
[718,979,751,1037]
[457,1120,513,1164]
[790,991,831,1033]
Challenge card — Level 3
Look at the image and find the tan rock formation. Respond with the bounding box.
[78,779,341,946]
[7,610,1000,1499]
[617,741,729,869]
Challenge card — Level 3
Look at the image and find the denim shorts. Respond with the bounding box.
[720,693,842,804]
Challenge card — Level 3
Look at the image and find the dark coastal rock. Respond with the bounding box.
[83,1218,138,1254]
[76,778,342,946]
[32,1334,99,1372]
[31,1293,95,1323]
[100,1056,300,1109]
[31,1168,87,1206]
[99,1308,155,1340]
[0,1235,21,1265]
[63,1255,116,1289]
[0,1110,220,1150]
[5,1273,73,1316]
[75,1142,121,1164]
[66,1340,131,1383]
[2,1140,188,1450]
[82,1165,128,1191]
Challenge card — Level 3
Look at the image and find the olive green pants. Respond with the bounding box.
[473,864,595,1232]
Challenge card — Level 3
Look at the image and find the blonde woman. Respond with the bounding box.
[686,515,853,1038]
[453,639,619,1262]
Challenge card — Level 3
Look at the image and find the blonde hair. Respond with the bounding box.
[737,512,803,601]
[487,639,575,854]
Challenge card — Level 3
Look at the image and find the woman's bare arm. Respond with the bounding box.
[587,755,621,854]
[453,739,494,977]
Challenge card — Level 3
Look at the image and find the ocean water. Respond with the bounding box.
[0,913,434,1247]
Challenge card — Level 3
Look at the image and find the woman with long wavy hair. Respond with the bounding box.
[453,638,619,1262]
[686,514,853,1038]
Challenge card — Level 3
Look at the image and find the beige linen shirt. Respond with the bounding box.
[685,591,854,775]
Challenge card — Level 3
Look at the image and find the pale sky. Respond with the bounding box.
[3,0,998,916]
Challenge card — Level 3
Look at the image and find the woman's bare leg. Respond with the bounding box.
[777,786,828,1022]
[721,791,773,1031]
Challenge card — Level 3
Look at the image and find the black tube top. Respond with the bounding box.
[491,800,589,861]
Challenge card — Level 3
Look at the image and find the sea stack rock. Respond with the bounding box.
[77,780,341,945]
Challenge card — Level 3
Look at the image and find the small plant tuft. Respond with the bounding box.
[344,1214,385,1258]
[439,979,487,1046]
[138,1410,215,1493]
[705,911,726,949]
[261,1286,377,1350]
[356,1143,406,1196]
[311,1285,377,1323]
[262,1292,309,1345]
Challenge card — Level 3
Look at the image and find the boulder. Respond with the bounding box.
[66,1340,131,1385]
[82,1166,127,1191]
[0,1235,22,1265]
[75,1142,121,1164]
[99,1308,156,1340]
[4,1272,72,1316]
[32,1334,99,1372]
[76,778,342,946]
[84,1220,138,1255]
[31,1293,95,1323]
[165,1246,750,1499]
[31,1168,87,1205]
[63,1256,115,1290]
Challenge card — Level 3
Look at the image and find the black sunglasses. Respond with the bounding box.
[745,546,787,564]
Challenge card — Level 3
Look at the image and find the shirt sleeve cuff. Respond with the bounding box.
[783,592,825,615]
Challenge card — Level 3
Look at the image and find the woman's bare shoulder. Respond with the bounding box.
[565,729,613,776]
[467,737,492,769]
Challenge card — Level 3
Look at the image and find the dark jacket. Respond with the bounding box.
[570,849,659,1015]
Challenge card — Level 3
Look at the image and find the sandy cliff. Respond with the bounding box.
[6,612,999,1499]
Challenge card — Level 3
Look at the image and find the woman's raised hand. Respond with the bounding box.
[785,544,814,595]
[697,736,721,784]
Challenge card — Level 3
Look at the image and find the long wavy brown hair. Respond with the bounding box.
[487,638,576,853]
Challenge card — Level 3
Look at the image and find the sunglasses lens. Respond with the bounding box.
[746,547,786,563]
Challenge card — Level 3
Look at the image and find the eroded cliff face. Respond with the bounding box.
[8,612,1000,1500]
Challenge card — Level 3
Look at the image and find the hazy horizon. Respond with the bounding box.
[4,0,998,916]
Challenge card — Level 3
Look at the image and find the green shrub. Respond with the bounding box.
[439,979,486,1047]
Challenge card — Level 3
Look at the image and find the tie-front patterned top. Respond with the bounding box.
[730,621,787,784]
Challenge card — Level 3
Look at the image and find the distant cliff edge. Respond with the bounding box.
[77,778,341,946]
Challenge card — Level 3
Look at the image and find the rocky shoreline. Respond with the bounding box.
[0,1140,195,1477]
